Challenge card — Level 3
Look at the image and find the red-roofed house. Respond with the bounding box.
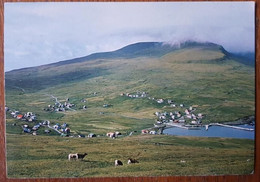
[17,114,23,119]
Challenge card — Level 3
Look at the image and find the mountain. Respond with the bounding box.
[5,40,255,126]
[30,41,228,67]
[5,41,229,92]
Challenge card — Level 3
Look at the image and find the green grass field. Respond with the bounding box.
[5,43,255,177]
[6,134,254,178]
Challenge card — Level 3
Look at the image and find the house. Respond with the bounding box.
[17,114,23,119]
[141,129,149,134]
[106,132,115,138]
[149,130,157,135]
[180,104,184,107]
[155,112,161,116]
[88,133,96,138]
[81,99,87,103]
[25,112,33,117]
[43,120,50,125]
[65,127,70,134]
[32,125,40,130]
[11,111,17,117]
[59,108,65,112]
[159,116,166,120]
[141,93,147,97]
[103,104,111,108]
[186,114,192,119]
[54,124,61,130]
[62,123,68,128]
[162,112,169,116]
[28,115,36,122]
[44,130,51,133]
[115,131,121,136]
[168,100,174,104]
[175,111,180,115]
[23,128,31,133]
[157,99,164,104]
[156,120,162,124]
[191,120,198,124]
[178,116,185,123]
[198,113,203,118]
[179,118,186,123]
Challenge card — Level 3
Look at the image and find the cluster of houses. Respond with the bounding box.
[6,105,73,136]
[44,97,75,112]
[121,91,148,98]
[106,131,122,138]
[52,123,71,134]
[154,105,203,126]
[10,111,37,122]
[141,129,157,135]
[141,106,203,135]
[151,98,182,108]
[23,122,43,135]
[120,90,187,109]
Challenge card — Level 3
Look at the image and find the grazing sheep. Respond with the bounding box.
[115,159,123,166]
[68,153,88,161]
[127,158,139,164]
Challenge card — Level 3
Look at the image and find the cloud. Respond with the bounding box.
[4,2,255,71]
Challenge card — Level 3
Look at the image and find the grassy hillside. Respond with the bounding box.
[6,134,254,178]
[5,43,255,132]
[5,41,255,177]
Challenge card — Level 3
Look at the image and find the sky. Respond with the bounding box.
[4,2,255,71]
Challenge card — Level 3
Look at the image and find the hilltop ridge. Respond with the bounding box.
[6,40,229,73]
[43,40,229,67]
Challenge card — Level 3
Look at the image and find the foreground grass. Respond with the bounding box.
[6,134,254,178]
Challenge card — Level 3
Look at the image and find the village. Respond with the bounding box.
[120,91,205,134]
[5,90,208,139]
[7,89,252,140]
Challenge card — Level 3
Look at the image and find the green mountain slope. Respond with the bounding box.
[5,41,229,92]
[5,41,255,134]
